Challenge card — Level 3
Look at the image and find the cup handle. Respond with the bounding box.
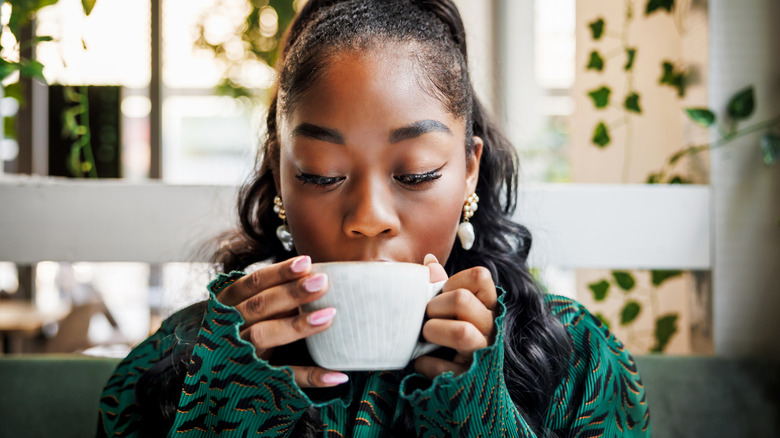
[410,280,447,360]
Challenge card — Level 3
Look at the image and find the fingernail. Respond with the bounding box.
[424,253,439,265]
[303,273,327,293]
[308,307,336,325]
[291,256,311,273]
[322,372,349,385]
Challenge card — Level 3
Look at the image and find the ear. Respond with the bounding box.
[464,136,483,198]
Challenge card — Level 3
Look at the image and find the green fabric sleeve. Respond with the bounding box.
[168,271,315,437]
[544,296,651,437]
[398,287,533,437]
[397,292,651,438]
[98,299,207,436]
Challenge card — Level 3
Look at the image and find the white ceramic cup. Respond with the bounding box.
[300,261,445,370]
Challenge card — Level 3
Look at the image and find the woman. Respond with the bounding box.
[99,0,650,436]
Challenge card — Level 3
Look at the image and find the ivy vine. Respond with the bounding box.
[648,86,780,183]
[588,269,683,352]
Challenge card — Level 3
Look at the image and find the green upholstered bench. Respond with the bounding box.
[0,355,120,438]
[636,356,780,437]
[0,355,778,437]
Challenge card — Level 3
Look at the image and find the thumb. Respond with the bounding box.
[423,253,448,283]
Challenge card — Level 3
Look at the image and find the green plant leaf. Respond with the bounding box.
[0,59,20,81]
[646,0,674,15]
[588,86,611,108]
[588,280,610,301]
[4,114,17,140]
[587,51,604,71]
[595,313,611,329]
[82,0,97,15]
[592,122,611,147]
[651,314,678,352]
[685,108,716,127]
[18,59,46,83]
[659,62,675,84]
[659,61,686,97]
[8,0,58,34]
[651,270,683,286]
[612,271,636,291]
[589,18,605,40]
[620,301,642,325]
[646,173,660,184]
[625,48,637,70]
[760,133,780,165]
[624,93,642,113]
[727,86,755,120]
[668,175,689,184]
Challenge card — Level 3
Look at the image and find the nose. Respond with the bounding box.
[342,176,400,238]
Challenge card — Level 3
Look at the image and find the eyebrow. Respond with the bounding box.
[291,119,452,145]
[389,120,452,143]
[292,123,345,144]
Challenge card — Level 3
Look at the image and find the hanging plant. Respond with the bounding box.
[647,86,780,184]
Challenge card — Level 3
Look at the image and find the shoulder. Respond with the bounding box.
[544,294,621,349]
[542,294,651,435]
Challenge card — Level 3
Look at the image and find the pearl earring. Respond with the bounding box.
[273,195,294,251]
[458,192,478,250]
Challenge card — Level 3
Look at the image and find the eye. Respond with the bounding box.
[394,168,442,187]
[295,173,345,187]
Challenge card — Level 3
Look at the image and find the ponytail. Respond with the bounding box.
[413,0,468,61]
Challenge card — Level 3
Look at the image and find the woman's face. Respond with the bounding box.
[277,47,482,265]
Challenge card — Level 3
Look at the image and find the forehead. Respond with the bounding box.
[281,46,465,135]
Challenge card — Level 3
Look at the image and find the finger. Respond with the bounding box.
[240,308,336,351]
[421,319,488,353]
[219,256,312,307]
[236,273,328,326]
[414,355,469,379]
[426,288,495,335]
[423,253,448,283]
[443,266,498,310]
[289,366,349,388]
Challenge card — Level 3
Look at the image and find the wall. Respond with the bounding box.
[710,0,780,359]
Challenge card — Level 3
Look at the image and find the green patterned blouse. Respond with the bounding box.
[99,272,650,437]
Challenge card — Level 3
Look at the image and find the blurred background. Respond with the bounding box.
[0,0,778,360]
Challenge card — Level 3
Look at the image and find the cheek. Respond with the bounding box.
[401,178,465,260]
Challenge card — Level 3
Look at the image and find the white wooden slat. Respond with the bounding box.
[0,177,238,264]
[1,178,711,269]
[518,184,711,270]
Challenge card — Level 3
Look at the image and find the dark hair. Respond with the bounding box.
[152,0,573,435]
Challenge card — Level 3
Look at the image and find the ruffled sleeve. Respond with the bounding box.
[98,272,319,437]
[397,291,651,438]
[398,287,535,437]
[167,271,314,436]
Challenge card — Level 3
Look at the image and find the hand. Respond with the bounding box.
[217,256,349,388]
[415,254,498,378]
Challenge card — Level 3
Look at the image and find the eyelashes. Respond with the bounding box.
[393,169,442,186]
[295,168,443,188]
[295,174,345,186]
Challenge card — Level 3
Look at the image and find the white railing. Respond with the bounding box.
[0,176,711,270]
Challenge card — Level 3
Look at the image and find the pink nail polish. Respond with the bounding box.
[322,372,349,385]
[307,307,336,326]
[291,256,311,273]
[303,273,327,293]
